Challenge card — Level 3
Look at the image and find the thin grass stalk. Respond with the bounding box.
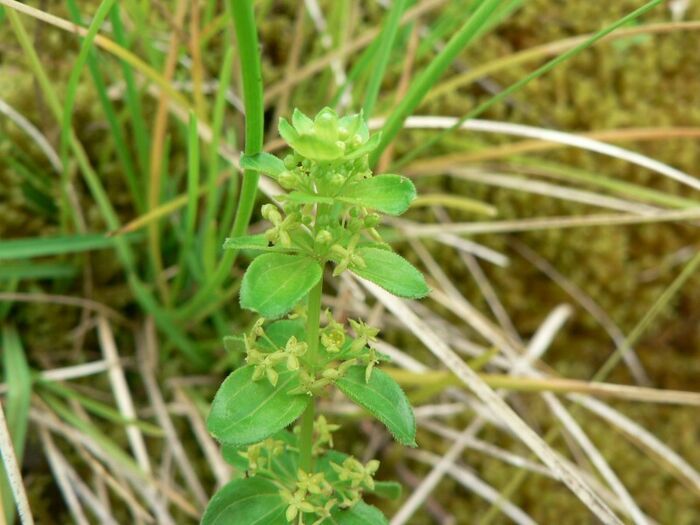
[110,4,151,178]
[58,0,117,230]
[190,0,208,118]
[369,0,502,165]
[0,402,33,525]
[173,113,202,298]
[362,0,407,116]
[65,0,144,213]
[177,0,264,320]
[147,0,187,305]
[207,47,235,245]
[392,0,664,169]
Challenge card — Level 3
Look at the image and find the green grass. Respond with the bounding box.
[369,0,504,166]
[1,0,699,522]
[392,0,664,169]
[175,0,264,320]
[0,234,140,260]
[361,0,407,117]
[0,326,31,525]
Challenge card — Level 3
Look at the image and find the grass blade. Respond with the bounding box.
[58,0,117,191]
[362,0,407,116]
[0,234,138,260]
[369,0,503,165]
[173,113,203,297]
[110,3,151,178]
[66,0,144,213]
[176,0,264,320]
[393,0,664,168]
[207,47,235,244]
[0,263,77,281]
[0,326,32,525]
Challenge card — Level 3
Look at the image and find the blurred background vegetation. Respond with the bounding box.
[1,0,699,523]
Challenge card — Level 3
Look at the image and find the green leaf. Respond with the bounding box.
[313,107,340,144]
[201,477,287,525]
[278,117,300,145]
[339,113,364,140]
[292,108,314,134]
[240,152,286,179]
[371,481,402,500]
[240,253,323,318]
[336,366,416,446]
[324,502,389,524]
[207,366,310,446]
[223,234,269,250]
[339,174,416,215]
[350,248,429,299]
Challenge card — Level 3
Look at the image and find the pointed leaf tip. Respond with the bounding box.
[350,248,428,299]
[336,366,416,446]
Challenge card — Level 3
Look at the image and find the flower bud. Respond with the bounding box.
[322,368,340,380]
[261,204,281,222]
[278,170,297,189]
[364,214,380,228]
[315,230,332,244]
[329,173,345,187]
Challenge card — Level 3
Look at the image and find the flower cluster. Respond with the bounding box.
[254,108,391,278]
[235,418,382,525]
[243,313,384,395]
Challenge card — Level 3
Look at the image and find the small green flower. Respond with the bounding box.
[288,369,316,396]
[349,319,379,354]
[314,415,341,449]
[280,488,315,523]
[284,336,308,371]
[296,469,332,496]
[330,457,380,490]
[363,347,380,383]
[310,499,337,525]
[320,311,345,353]
[330,234,365,276]
[262,204,299,248]
[250,351,286,386]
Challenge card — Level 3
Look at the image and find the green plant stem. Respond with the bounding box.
[298,403,316,473]
[176,0,263,320]
[299,277,324,473]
